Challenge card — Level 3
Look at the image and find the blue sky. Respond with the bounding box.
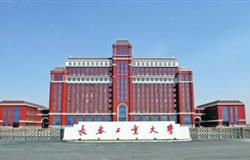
[0,0,250,122]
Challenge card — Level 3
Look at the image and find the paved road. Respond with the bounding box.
[1,140,250,160]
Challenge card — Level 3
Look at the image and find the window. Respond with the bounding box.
[67,116,74,125]
[76,116,83,123]
[7,109,11,126]
[222,107,228,122]
[133,116,140,121]
[3,108,7,126]
[96,116,103,121]
[13,108,20,123]
[161,116,168,121]
[170,115,177,123]
[54,75,63,81]
[230,107,234,124]
[118,105,127,121]
[183,115,191,124]
[235,107,239,124]
[86,115,93,121]
[117,48,129,55]
[53,116,61,125]
[142,115,150,121]
[104,115,112,121]
[152,116,159,121]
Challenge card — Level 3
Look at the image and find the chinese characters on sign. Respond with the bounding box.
[150,126,159,134]
[64,121,190,141]
[131,124,139,135]
[115,128,121,133]
[167,124,174,135]
[78,125,87,136]
[96,125,106,134]
[78,123,174,136]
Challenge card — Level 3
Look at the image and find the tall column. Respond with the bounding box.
[190,82,195,126]
[61,82,68,126]
[128,58,133,121]
[112,59,117,121]
[112,39,132,121]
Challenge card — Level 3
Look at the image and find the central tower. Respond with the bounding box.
[112,39,133,121]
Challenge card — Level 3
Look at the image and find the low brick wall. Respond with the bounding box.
[0,128,63,143]
[190,127,250,140]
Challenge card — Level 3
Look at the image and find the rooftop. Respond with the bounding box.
[113,39,132,47]
[0,100,48,110]
[197,100,244,108]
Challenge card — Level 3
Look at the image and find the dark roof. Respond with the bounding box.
[115,39,130,45]
[197,100,244,108]
[53,67,65,72]
[0,100,48,110]
[113,39,132,47]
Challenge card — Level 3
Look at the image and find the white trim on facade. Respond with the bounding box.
[202,119,246,123]
[177,81,193,83]
[113,57,133,60]
[65,59,112,67]
[132,76,176,84]
[50,81,64,83]
[130,112,195,115]
[195,113,205,116]
[49,112,113,116]
[19,120,41,124]
[65,58,180,68]
[201,119,223,122]
[132,60,178,68]
[178,112,196,115]
[66,76,112,84]
[36,114,49,116]
[130,112,178,115]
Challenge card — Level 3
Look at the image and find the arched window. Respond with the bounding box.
[118,105,127,121]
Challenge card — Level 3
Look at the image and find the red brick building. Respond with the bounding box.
[0,100,49,128]
[49,39,195,126]
[197,100,246,127]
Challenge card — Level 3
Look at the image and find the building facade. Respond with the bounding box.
[0,100,49,128]
[196,100,246,127]
[49,39,195,126]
